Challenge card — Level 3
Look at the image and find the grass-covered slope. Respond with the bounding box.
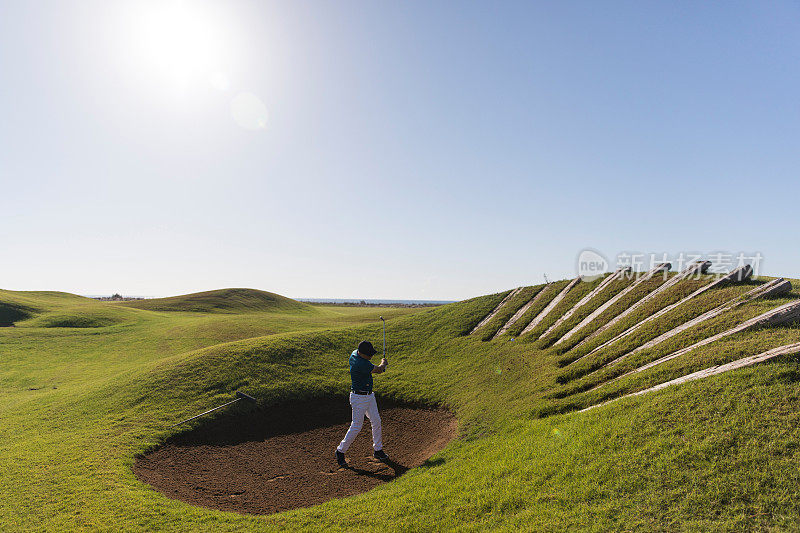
[2,277,800,530]
[0,301,33,326]
[119,288,311,313]
[0,289,94,325]
[0,289,133,328]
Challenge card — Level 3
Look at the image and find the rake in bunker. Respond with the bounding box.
[168,391,258,429]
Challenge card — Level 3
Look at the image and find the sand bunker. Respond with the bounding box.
[134,397,456,515]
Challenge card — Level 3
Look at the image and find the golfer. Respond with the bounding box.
[336,340,389,467]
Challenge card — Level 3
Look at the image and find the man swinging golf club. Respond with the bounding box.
[336,339,389,467]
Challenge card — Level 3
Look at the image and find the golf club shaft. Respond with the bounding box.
[168,397,241,429]
[380,316,386,359]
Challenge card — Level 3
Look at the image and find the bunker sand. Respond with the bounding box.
[134,398,456,515]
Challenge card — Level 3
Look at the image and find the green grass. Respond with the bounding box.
[474,285,544,341]
[118,287,310,313]
[2,279,800,531]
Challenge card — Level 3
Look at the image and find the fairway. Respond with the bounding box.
[3,275,800,531]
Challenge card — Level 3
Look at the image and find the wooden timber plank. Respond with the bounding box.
[520,276,581,336]
[554,262,671,349]
[577,265,754,360]
[580,342,800,412]
[592,278,791,374]
[492,284,550,339]
[469,287,524,335]
[610,298,800,382]
[538,268,631,341]
[569,261,711,352]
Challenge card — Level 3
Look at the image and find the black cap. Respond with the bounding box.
[358,340,377,357]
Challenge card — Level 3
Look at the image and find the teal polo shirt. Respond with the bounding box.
[349,349,374,393]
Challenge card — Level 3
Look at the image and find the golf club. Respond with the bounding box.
[380,315,387,368]
[168,390,258,429]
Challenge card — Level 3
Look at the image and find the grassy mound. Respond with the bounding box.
[0,302,33,326]
[120,288,311,314]
[25,310,127,328]
[3,276,800,530]
[0,289,103,326]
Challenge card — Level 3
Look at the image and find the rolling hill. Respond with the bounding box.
[119,288,312,313]
[2,267,800,531]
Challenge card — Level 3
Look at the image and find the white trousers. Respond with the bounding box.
[337,392,383,453]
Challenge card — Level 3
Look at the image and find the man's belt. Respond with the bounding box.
[351,389,372,395]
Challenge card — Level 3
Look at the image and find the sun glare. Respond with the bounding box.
[129,1,229,90]
[122,1,269,130]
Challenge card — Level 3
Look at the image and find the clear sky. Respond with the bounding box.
[1,1,799,300]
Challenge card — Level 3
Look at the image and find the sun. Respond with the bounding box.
[127,1,231,90]
[121,1,269,129]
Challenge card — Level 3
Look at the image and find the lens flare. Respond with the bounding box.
[231,92,269,130]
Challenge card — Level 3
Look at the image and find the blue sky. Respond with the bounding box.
[1,1,799,300]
